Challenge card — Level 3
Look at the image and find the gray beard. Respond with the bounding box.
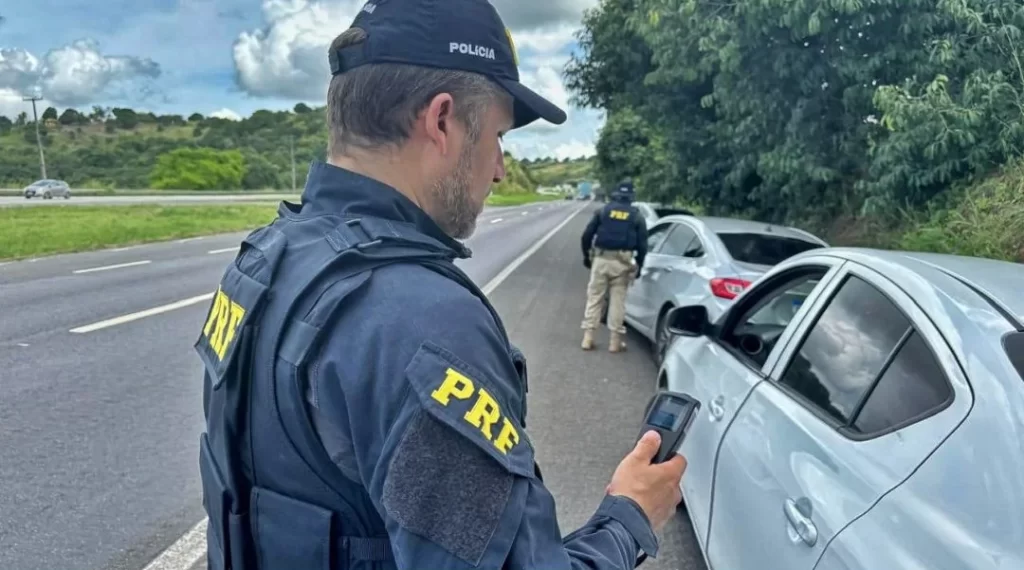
[431,145,480,240]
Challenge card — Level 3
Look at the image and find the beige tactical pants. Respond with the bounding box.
[581,250,634,335]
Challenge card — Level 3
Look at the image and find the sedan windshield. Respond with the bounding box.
[717,232,823,266]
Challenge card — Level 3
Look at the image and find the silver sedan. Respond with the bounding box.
[658,247,1024,570]
[624,215,827,364]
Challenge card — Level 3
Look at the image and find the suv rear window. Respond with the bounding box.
[717,232,823,266]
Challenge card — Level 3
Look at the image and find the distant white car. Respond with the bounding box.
[24,179,71,200]
[624,214,827,364]
[657,247,1024,570]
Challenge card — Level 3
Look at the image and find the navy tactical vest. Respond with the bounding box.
[593,202,640,251]
[194,200,524,570]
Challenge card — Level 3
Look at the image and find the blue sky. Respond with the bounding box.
[0,0,602,160]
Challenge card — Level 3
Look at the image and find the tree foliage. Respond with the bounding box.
[150,148,245,190]
[565,0,1024,226]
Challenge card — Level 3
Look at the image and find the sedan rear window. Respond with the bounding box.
[717,233,823,266]
[655,207,694,217]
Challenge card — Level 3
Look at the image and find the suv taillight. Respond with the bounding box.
[710,277,751,300]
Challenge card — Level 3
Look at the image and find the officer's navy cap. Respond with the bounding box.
[330,0,568,129]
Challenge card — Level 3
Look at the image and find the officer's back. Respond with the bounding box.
[193,2,686,569]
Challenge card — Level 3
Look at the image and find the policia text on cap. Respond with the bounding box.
[193,1,688,569]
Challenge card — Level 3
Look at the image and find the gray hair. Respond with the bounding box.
[326,27,508,156]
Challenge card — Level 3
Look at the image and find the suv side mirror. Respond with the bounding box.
[666,305,710,337]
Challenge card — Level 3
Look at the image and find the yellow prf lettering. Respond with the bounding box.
[203,289,247,361]
[431,368,475,405]
[432,367,521,454]
[203,289,225,337]
[609,210,630,220]
[464,387,501,439]
[493,418,519,455]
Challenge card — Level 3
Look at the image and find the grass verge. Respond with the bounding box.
[0,204,278,261]
[485,193,564,206]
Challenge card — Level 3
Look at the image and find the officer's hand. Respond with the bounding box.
[606,431,686,533]
[583,257,592,269]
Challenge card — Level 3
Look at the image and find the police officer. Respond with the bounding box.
[194,1,685,569]
[580,180,648,352]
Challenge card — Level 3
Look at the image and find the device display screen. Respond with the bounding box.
[648,397,691,431]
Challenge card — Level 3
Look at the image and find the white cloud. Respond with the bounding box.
[0,40,159,107]
[232,0,600,158]
[233,0,362,101]
[210,108,243,121]
[554,140,596,160]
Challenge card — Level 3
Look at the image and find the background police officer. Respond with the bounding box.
[195,1,685,569]
[580,180,648,352]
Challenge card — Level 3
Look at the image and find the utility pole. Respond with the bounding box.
[289,135,297,191]
[23,94,47,180]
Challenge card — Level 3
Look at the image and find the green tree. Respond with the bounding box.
[150,147,245,190]
[112,108,139,129]
[41,107,58,121]
[293,103,313,114]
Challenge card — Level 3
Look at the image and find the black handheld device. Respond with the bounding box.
[638,391,701,464]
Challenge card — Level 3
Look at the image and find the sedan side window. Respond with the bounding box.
[683,237,705,258]
[718,267,829,370]
[659,224,698,257]
[777,275,953,436]
[646,223,673,253]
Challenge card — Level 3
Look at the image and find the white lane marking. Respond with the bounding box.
[109,245,139,252]
[17,343,29,347]
[176,237,203,243]
[141,518,207,570]
[73,260,152,274]
[521,211,529,216]
[0,261,9,268]
[482,203,586,295]
[207,247,239,255]
[135,203,588,570]
[69,292,214,334]
[490,218,503,224]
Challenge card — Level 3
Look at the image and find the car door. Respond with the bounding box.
[625,221,674,336]
[637,223,700,331]
[705,261,971,570]
[665,257,846,557]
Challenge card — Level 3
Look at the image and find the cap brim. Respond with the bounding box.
[496,77,567,129]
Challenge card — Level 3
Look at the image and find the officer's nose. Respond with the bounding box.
[493,147,506,183]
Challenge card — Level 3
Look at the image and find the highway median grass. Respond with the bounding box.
[0,204,279,261]
[0,193,565,260]
[485,193,563,206]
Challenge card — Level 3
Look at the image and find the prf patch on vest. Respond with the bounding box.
[194,265,268,383]
[403,341,534,478]
[609,209,631,220]
[201,287,247,362]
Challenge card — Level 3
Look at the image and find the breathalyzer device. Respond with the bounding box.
[638,391,701,464]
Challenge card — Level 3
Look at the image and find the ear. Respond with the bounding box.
[422,92,455,156]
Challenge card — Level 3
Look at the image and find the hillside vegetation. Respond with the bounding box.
[522,157,595,187]
[566,0,1024,262]
[0,104,536,195]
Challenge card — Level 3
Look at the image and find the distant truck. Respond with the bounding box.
[576,181,592,200]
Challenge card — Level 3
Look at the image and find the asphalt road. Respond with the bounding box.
[0,194,300,207]
[0,199,703,570]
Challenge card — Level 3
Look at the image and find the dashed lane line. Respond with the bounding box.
[68,292,214,334]
[207,247,239,255]
[490,218,503,224]
[73,260,152,274]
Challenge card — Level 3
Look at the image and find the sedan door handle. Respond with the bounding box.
[784,498,818,547]
[708,396,725,421]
